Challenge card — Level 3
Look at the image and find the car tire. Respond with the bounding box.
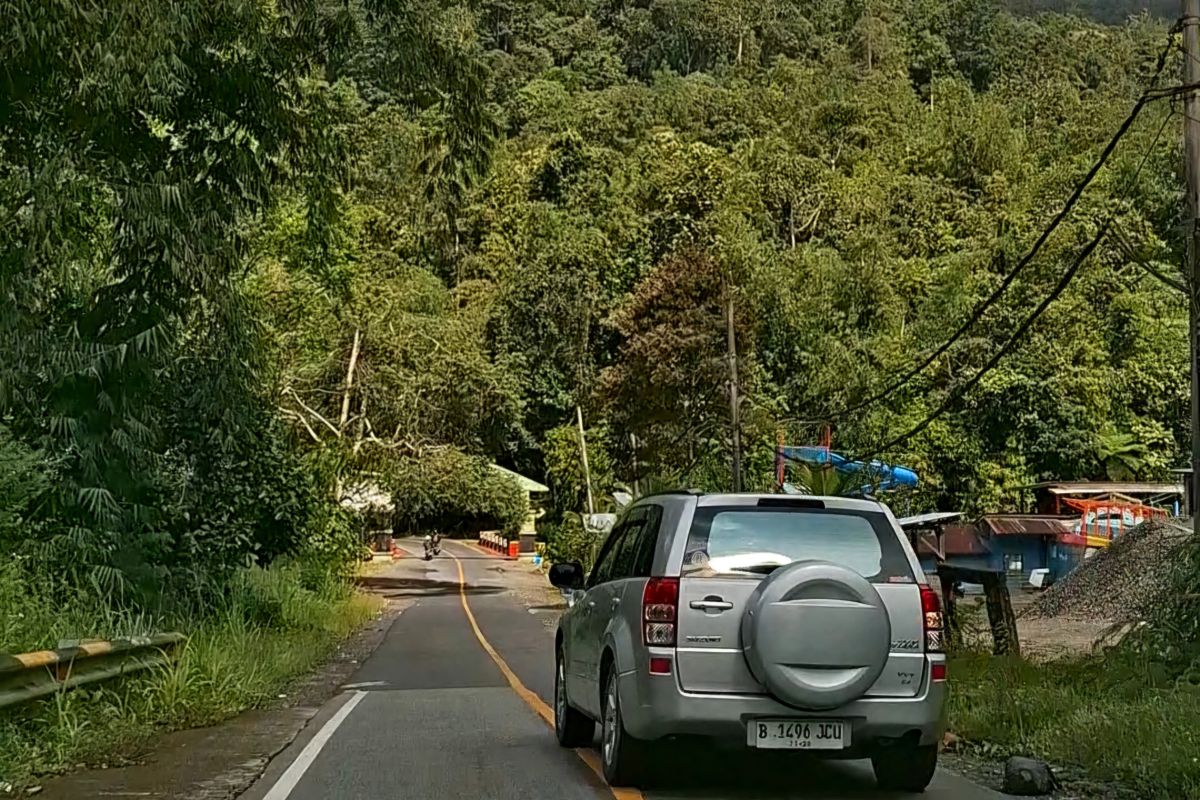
[601,668,645,787]
[872,742,938,792]
[555,648,594,748]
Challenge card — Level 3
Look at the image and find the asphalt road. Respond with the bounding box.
[241,541,1004,800]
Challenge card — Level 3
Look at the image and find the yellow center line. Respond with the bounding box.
[448,552,643,800]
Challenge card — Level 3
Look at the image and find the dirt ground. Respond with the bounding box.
[952,590,1117,660]
[1018,616,1117,659]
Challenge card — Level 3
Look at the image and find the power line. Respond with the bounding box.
[852,87,1176,462]
[855,223,1110,463]
[827,34,1179,422]
[1113,222,1187,293]
[1112,107,1187,294]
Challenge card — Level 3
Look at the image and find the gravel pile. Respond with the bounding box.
[1024,519,1193,622]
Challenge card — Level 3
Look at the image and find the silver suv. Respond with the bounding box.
[549,492,947,791]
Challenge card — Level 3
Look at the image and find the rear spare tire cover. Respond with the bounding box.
[741,560,891,710]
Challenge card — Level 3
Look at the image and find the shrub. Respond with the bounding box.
[541,514,603,571]
[1119,527,1200,670]
[543,423,614,517]
[949,652,1200,798]
[0,426,51,555]
[222,560,353,631]
[0,560,153,654]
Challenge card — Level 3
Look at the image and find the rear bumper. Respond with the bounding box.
[617,661,947,751]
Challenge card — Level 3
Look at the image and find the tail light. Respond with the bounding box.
[642,577,679,647]
[920,584,944,653]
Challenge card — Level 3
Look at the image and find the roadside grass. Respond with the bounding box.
[949,651,1200,798]
[0,561,380,789]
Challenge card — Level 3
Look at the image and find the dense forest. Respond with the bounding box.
[1006,1,1173,23]
[0,0,1190,602]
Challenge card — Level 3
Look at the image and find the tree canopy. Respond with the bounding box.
[1,0,1190,599]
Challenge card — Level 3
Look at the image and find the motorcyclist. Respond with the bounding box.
[423,532,442,559]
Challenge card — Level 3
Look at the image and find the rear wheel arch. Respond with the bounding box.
[555,628,596,748]
[599,646,616,707]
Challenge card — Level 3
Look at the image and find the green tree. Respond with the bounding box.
[543,423,616,516]
[599,247,753,484]
[1,0,355,594]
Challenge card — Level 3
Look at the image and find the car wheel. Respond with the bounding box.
[601,668,645,787]
[555,648,594,747]
[871,742,938,792]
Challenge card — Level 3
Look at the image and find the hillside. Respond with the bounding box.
[1006,1,1173,23]
[1,0,1189,599]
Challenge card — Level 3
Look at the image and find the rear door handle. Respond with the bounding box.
[689,600,734,611]
[611,597,621,608]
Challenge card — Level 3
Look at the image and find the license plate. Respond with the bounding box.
[748,719,850,750]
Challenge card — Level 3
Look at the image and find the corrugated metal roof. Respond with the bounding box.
[935,525,993,556]
[490,464,550,494]
[980,514,1073,536]
[897,511,963,529]
[1020,481,1182,495]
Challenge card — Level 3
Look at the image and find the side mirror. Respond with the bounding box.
[549,561,584,590]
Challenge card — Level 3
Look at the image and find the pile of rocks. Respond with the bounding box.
[1024,519,1192,622]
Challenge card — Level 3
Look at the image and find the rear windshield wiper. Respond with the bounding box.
[729,563,786,575]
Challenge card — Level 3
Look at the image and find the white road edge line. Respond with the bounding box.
[262,691,367,800]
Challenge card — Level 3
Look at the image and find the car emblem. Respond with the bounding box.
[685,635,722,643]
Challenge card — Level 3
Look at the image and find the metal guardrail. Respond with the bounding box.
[0,633,185,709]
[479,531,517,557]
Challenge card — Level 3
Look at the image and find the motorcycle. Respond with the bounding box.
[422,533,442,560]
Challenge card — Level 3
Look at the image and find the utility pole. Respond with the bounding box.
[576,404,598,567]
[630,432,640,497]
[576,405,595,516]
[725,279,743,492]
[1185,0,1200,533]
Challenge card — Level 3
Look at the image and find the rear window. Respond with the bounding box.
[682,507,913,582]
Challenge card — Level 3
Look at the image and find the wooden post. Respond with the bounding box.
[1185,0,1200,543]
[982,573,1021,657]
[576,405,595,516]
[938,571,958,649]
[630,432,640,497]
[724,278,743,492]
